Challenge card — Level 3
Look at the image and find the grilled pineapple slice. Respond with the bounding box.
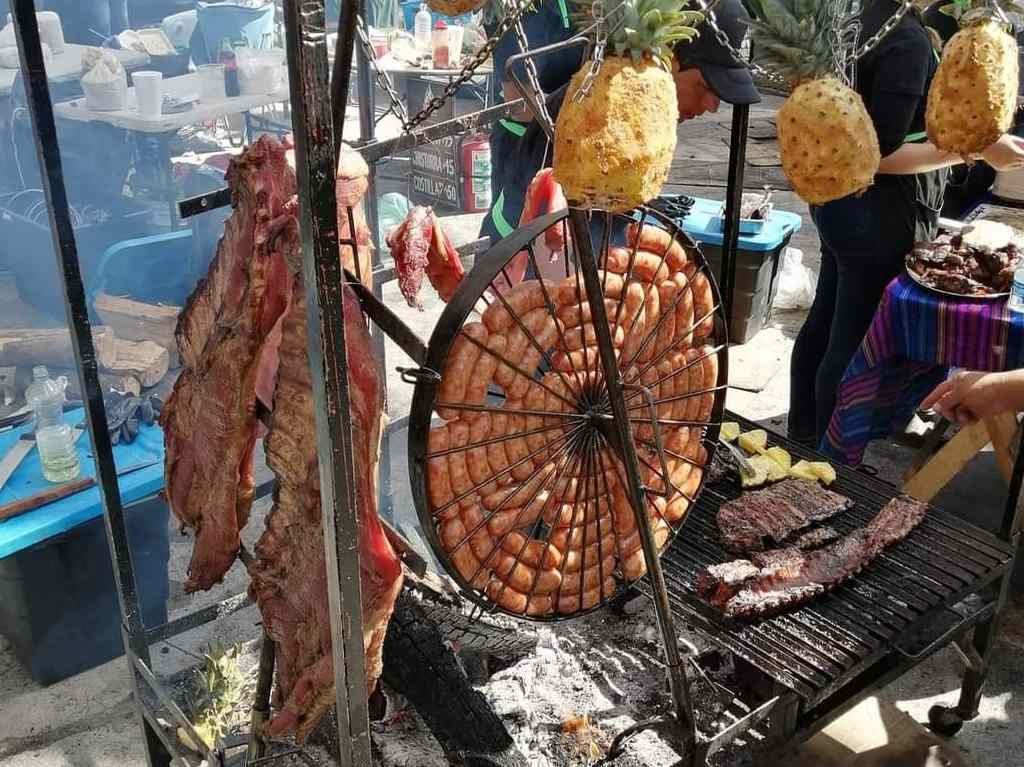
[810,461,837,485]
[720,422,741,442]
[738,429,768,454]
[750,454,788,483]
[766,447,792,472]
[790,460,820,481]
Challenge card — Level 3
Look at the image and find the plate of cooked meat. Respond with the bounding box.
[905,220,1022,300]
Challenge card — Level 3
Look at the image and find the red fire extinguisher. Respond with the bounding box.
[460,132,492,213]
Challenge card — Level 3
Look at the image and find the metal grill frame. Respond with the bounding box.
[635,410,1021,761]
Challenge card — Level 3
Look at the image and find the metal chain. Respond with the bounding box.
[576,0,610,100]
[401,0,538,132]
[511,2,554,132]
[355,16,409,126]
[692,0,914,87]
[851,0,912,59]
[828,0,862,89]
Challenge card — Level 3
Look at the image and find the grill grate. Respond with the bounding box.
[643,414,1015,707]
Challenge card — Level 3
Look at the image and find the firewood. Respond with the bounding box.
[102,339,169,388]
[0,326,117,369]
[94,293,181,367]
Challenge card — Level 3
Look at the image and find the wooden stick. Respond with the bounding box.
[0,477,96,521]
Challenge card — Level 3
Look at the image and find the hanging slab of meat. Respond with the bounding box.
[337,143,374,290]
[163,134,401,740]
[426,209,465,302]
[389,206,433,307]
[501,168,571,288]
[389,206,464,307]
[698,496,927,618]
[716,479,854,553]
[160,135,295,592]
[250,262,403,741]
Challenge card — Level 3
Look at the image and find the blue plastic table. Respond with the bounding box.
[0,408,165,559]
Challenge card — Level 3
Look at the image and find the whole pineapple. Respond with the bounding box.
[746,0,881,205]
[553,0,703,212]
[927,3,1019,156]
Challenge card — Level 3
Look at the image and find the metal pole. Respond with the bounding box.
[720,103,750,329]
[567,208,696,748]
[282,1,372,764]
[246,632,276,763]
[351,0,395,521]
[10,2,168,765]
[332,0,359,162]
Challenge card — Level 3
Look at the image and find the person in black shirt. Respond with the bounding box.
[479,0,761,248]
[789,0,1024,449]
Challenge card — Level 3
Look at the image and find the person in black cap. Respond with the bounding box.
[478,0,760,248]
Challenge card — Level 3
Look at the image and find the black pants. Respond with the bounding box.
[788,182,920,446]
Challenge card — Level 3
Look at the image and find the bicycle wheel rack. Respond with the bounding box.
[10,1,1021,766]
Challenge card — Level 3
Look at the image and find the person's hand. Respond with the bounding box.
[977,134,1024,171]
[920,370,1015,424]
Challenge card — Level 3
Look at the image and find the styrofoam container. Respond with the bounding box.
[237,49,283,95]
[82,73,128,111]
[197,63,226,102]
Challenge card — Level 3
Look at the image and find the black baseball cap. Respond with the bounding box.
[675,0,760,106]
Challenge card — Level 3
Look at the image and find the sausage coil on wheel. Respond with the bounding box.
[409,207,728,620]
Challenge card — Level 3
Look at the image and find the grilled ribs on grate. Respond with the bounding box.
[716,479,854,553]
[162,136,402,741]
[698,495,927,618]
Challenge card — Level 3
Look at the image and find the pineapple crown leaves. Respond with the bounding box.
[571,0,704,69]
[939,0,1024,27]
[744,0,837,83]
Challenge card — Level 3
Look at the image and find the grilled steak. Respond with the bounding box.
[793,526,840,550]
[160,136,295,591]
[716,479,854,553]
[698,495,927,618]
[163,136,401,740]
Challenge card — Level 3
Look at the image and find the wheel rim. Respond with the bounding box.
[408,206,729,621]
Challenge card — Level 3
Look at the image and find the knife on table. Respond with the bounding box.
[0,456,162,522]
[0,425,86,495]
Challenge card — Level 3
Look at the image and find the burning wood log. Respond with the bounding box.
[94,293,181,368]
[0,326,117,369]
[102,339,169,388]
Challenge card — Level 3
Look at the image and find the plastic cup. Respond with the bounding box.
[198,63,226,102]
[133,70,163,117]
[448,25,464,66]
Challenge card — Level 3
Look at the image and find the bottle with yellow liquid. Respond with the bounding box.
[25,366,80,483]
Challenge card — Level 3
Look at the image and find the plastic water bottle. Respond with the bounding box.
[25,366,80,483]
[414,4,432,56]
[1008,269,1024,313]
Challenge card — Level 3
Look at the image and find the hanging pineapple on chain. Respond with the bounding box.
[926,1,1020,156]
[553,0,704,212]
[746,0,881,205]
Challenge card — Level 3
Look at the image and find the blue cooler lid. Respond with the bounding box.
[679,197,802,252]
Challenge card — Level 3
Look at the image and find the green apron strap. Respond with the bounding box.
[491,191,515,237]
[499,119,527,137]
[557,0,570,28]
[904,131,928,143]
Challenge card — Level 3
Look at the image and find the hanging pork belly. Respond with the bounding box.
[160,135,401,741]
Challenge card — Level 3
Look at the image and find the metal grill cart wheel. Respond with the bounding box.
[408,206,729,621]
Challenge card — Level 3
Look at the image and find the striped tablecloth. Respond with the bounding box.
[821,274,1024,465]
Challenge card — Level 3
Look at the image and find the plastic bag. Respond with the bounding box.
[378,192,411,257]
[774,247,816,311]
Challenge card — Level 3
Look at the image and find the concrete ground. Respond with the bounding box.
[1,101,1022,766]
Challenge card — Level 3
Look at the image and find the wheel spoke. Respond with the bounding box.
[622,344,725,406]
[434,402,586,420]
[625,384,728,411]
[427,420,570,458]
